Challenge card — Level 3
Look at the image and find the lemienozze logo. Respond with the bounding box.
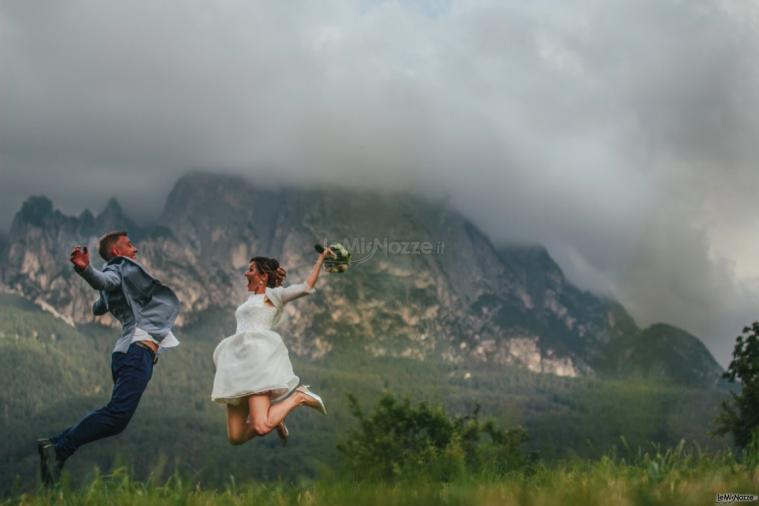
[716,492,758,503]
[339,237,445,266]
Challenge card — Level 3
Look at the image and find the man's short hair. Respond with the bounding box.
[98,231,128,261]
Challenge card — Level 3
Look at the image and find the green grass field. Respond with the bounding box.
[5,445,759,506]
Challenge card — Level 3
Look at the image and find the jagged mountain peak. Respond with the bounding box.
[99,197,124,217]
[15,195,54,227]
[164,171,452,222]
[94,197,141,239]
[161,172,280,222]
[9,195,83,241]
[78,209,95,222]
[95,197,131,225]
[157,172,460,267]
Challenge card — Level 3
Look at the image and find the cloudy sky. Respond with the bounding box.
[2,0,759,366]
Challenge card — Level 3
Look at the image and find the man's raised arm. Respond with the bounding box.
[70,246,121,291]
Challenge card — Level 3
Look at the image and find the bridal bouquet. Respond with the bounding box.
[315,242,351,273]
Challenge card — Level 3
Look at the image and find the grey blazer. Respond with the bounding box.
[76,256,181,353]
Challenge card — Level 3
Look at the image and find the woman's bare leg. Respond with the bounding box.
[247,391,305,437]
[225,391,306,444]
[226,400,252,445]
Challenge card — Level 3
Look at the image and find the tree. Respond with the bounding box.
[714,322,759,449]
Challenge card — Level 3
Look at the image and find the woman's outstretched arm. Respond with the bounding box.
[305,246,332,290]
[271,246,333,305]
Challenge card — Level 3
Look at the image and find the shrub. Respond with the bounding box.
[714,322,759,449]
[336,392,529,482]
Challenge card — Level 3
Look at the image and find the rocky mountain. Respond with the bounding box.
[602,323,724,386]
[0,172,724,386]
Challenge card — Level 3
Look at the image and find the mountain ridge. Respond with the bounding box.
[0,172,724,387]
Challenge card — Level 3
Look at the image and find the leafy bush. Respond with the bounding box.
[336,392,530,482]
[714,322,759,449]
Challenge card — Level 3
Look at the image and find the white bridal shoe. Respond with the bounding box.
[296,385,327,415]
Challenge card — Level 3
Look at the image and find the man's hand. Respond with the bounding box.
[275,266,287,285]
[70,246,90,271]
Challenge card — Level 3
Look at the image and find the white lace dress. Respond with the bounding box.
[211,282,316,405]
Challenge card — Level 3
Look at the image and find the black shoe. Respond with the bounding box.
[36,439,53,486]
[37,439,62,487]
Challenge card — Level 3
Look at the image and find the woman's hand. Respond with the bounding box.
[307,244,333,288]
[275,266,287,285]
[319,245,335,262]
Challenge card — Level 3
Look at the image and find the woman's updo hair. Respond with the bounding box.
[250,256,284,288]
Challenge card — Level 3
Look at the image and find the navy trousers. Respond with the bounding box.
[51,343,155,462]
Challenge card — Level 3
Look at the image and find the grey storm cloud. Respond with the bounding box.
[2,0,759,365]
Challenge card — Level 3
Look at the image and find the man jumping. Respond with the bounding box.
[37,231,181,486]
